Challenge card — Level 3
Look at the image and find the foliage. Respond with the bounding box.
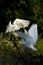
[0,32,41,64]
[0,0,43,35]
[0,32,43,57]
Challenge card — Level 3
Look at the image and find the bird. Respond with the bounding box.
[12,24,38,51]
[13,18,30,28]
[5,21,16,33]
[5,19,30,34]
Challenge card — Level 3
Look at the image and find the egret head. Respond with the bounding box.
[5,21,14,33]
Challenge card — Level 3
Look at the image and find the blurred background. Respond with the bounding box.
[0,0,43,36]
[0,0,43,64]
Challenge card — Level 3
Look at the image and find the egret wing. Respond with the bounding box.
[13,19,30,28]
[16,31,34,44]
[28,24,38,44]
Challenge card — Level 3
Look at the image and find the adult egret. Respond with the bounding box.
[13,24,38,51]
[13,18,30,28]
[5,19,30,33]
[5,21,20,33]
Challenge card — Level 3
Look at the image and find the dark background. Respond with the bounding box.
[0,0,43,36]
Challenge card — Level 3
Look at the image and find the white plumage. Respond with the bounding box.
[5,19,30,33]
[13,19,30,28]
[28,24,38,43]
[5,19,38,51]
[14,24,38,51]
[5,21,17,33]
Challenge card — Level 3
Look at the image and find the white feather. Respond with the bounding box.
[13,18,30,28]
[28,24,38,43]
[5,19,30,33]
[14,24,38,51]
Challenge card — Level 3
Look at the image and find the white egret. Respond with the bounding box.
[13,24,38,51]
[13,18,30,28]
[5,19,30,33]
[5,21,16,33]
